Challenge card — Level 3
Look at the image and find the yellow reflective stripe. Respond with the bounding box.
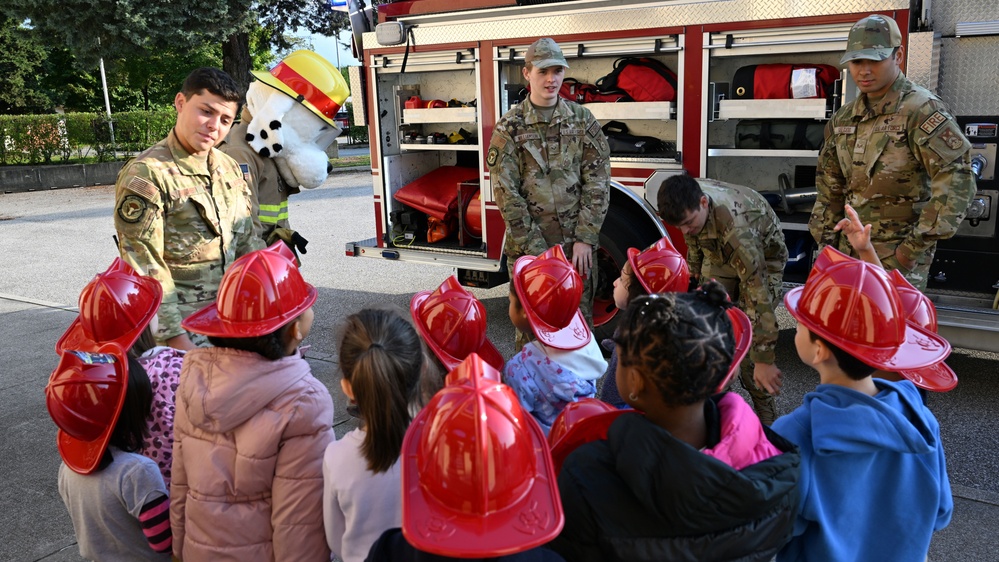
[258,201,289,224]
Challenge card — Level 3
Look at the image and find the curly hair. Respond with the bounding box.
[613,280,735,406]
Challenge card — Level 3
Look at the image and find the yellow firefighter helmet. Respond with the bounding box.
[251,50,350,127]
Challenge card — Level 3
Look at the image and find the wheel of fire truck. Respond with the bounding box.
[593,184,667,342]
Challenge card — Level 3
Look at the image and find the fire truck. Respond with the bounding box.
[343,0,999,351]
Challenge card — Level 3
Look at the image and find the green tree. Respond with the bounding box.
[0,16,49,113]
[4,0,349,96]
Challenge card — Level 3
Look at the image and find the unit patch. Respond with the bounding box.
[586,120,601,138]
[486,147,499,167]
[939,127,966,151]
[920,111,947,135]
[117,194,148,224]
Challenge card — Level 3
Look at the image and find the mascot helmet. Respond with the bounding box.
[252,50,350,127]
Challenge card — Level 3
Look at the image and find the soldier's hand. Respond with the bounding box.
[894,246,917,271]
[754,362,783,396]
[571,242,593,278]
[166,333,198,351]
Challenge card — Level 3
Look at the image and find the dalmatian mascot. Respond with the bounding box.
[220,50,350,258]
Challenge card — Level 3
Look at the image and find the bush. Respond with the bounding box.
[0,110,175,166]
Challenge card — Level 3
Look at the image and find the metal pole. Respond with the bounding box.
[98,55,116,153]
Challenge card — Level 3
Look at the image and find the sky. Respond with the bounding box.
[295,29,361,69]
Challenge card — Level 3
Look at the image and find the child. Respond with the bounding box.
[550,282,801,562]
[774,246,953,562]
[323,308,430,562]
[365,353,566,561]
[411,274,505,372]
[48,348,172,560]
[504,245,607,434]
[55,258,182,486]
[172,244,335,561]
[834,203,958,393]
[597,235,689,407]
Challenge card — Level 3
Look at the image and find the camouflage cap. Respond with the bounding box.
[526,38,569,70]
[841,14,903,64]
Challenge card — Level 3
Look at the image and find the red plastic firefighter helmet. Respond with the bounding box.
[251,50,350,127]
[55,258,162,354]
[182,243,317,337]
[548,399,626,475]
[784,247,950,371]
[401,353,563,557]
[626,235,690,294]
[411,275,504,371]
[716,306,753,393]
[889,270,958,392]
[45,343,128,474]
[512,245,590,350]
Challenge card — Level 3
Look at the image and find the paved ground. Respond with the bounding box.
[2,170,999,561]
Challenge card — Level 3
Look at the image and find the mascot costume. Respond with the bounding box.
[221,50,350,258]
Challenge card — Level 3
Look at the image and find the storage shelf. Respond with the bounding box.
[585,101,673,121]
[402,107,477,124]
[717,98,828,120]
[400,143,479,152]
[708,148,819,158]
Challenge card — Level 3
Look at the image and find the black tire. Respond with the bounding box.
[593,199,663,342]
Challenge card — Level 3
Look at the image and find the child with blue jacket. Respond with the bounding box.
[774,246,953,562]
[503,245,607,434]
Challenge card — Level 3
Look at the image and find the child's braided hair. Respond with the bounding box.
[613,279,736,406]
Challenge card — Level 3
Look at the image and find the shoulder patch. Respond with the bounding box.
[492,136,507,150]
[938,127,967,151]
[239,162,251,183]
[124,176,158,201]
[486,147,499,167]
[920,111,948,135]
[117,194,148,224]
[586,120,601,138]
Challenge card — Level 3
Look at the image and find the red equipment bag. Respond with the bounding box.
[393,166,479,221]
[732,64,839,99]
[595,57,678,102]
[558,78,628,104]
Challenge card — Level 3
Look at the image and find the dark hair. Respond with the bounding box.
[208,324,293,361]
[807,330,877,380]
[620,260,649,303]
[657,173,703,225]
[107,356,153,454]
[338,308,426,473]
[181,67,242,103]
[613,280,735,406]
[129,325,158,359]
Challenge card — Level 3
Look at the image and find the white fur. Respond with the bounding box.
[243,82,342,189]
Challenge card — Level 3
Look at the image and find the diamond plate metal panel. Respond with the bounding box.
[937,37,999,116]
[364,0,908,49]
[931,2,999,35]
[906,31,941,94]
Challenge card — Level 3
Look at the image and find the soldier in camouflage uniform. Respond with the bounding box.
[810,14,977,290]
[114,68,263,349]
[659,175,788,424]
[488,38,611,348]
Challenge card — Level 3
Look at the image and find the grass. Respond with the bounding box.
[329,154,371,168]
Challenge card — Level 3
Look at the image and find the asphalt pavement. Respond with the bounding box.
[2,168,999,561]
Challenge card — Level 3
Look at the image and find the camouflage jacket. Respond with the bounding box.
[113,131,263,341]
[684,180,788,364]
[487,98,611,257]
[220,121,298,237]
[810,73,976,264]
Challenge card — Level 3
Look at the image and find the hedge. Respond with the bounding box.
[0,111,175,166]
